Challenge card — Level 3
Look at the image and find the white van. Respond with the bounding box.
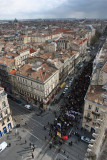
[0,141,7,153]
[24,104,32,110]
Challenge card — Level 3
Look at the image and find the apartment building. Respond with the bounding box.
[0,52,17,94]
[0,87,13,138]
[45,42,57,53]
[23,33,62,44]
[57,37,70,50]
[15,48,30,68]
[10,62,59,108]
[85,108,107,160]
[39,50,76,82]
[82,41,107,132]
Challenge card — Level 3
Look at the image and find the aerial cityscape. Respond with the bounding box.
[0,0,107,160]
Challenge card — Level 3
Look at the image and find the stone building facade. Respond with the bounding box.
[0,87,13,138]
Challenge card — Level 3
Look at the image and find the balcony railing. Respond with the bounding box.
[84,116,92,121]
[0,113,11,122]
[0,91,7,97]
[92,111,100,116]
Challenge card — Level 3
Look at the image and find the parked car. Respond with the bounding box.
[69,77,74,83]
[0,142,7,153]
[64,85,69,90]
[65,85,69,88]
[62,91,66,94]
[81,136,90,144]
[24,104,32,110]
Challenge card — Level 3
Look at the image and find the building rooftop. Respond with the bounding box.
[16,63,57,82]
[0,87,3,91]
[102,62,107,73]
[0,55,15,66]
[85,85,107,107]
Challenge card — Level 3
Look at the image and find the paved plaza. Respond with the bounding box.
[0,98,89,160]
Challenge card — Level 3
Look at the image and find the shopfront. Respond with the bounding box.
[0,131,2,138]
[3,127,7,134]
[8,123,12,130]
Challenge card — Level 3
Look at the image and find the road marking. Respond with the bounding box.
[10,104,45,127]
[59,153,67,159]
[54,153,58,160]
[69,128,72,135]
[26,129,40,141]
[55,153,67,160]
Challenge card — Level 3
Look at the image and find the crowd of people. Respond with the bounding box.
[47,60,93,147]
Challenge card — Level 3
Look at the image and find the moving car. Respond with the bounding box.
[0,142,7,153]
[81,136,90,144]
[24,104,32,110]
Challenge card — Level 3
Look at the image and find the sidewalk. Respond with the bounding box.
[0,127,43,160]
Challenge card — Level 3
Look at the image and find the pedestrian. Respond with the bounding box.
[32,152,34,159]
[8,143,11,147]
[19,136,22,141]
[29,143,32,148]
[32,147,35,152]
[64,150,65,154]
[49,144,52,149]
[58,148,60,152]
[44,126,46,130]
[25,140,27,144]
[45,136,47,140]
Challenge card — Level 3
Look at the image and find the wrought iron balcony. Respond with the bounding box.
[84,116,92,121]
[92,111,100,116]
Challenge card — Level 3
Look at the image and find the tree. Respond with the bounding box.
[90,30,102,46]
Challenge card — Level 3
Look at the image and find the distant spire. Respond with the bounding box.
[14,18,18,23]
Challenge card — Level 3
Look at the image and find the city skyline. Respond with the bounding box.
[0,0,107,20]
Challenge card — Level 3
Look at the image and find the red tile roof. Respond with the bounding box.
[9,69,16,75]
[30,48,36,54]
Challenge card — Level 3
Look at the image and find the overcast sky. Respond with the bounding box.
[0,0,107,19]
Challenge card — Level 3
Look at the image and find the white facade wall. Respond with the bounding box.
[15,49,30,67]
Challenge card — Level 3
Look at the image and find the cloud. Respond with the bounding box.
[0,0,106,19]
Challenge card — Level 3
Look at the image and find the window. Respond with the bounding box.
[2,121,5,126]
[0,113,2,119]
[2,101,6,108]
[95,107,99,112]
[94,115,97,119]
[7,117,10,122]
[87,113,90,117]
[4,109,8,115]
[88,105,92,109]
